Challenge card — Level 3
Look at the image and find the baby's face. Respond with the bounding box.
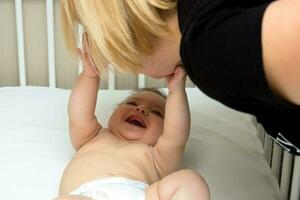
[108,91,166,146]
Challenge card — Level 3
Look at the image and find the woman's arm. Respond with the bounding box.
[262,0,300,105]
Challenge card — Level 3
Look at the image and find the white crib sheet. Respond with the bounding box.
[0,86,282,200]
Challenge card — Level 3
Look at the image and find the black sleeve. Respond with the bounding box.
[180,3,275,109]
[228,0,273,8]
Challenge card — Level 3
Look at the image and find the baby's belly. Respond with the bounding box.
[59,151,157,194]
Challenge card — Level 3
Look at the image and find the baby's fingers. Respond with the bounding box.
[76,48,82,57]
[78,33,100,77]
[82,32,89,54]
[173,66,186,80]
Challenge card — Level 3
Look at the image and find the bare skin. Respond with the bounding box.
[261,0,300,105]
[59,129,160,194]
[56,0,300,197]
[55,34,209,200]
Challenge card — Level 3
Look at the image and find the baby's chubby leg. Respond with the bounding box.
[146,169,210,200]
[54,195,93,200]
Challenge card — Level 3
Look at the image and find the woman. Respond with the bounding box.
[61,0,300,148]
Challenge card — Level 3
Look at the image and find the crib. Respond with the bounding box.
[0,1,299,200]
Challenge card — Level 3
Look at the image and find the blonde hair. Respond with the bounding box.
[61,0,177,74]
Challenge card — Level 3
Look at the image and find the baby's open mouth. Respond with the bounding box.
[126,116,146,128]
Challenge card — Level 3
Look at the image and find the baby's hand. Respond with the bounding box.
[77,33,100,78]
[166,65,186,92]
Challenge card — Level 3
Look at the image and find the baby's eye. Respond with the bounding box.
[126,101,137,106]
[151,110,163,118]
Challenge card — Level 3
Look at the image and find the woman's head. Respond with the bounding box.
[61,0,181,78]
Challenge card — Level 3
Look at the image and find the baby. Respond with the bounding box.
[55,35,209,200]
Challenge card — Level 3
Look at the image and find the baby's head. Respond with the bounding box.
[108,88,166,146]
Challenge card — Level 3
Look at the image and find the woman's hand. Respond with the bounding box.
[77,33,100,78]
[166,64,187,92]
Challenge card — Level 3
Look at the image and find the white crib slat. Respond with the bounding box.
[280,151,294,200]
[290,155,300,200]
[264,135,274,165]
[15,0,26,86]
[46,0,56,88]
[271,142,284,181]
[138,74,145,88]
[108,65,115,90]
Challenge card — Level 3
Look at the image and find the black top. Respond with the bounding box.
[177,0,300,147]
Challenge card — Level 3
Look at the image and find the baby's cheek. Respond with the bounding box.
[159,119,164,128]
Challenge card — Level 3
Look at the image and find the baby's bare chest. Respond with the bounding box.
[81,132,154,160]
[60,132,159,194]
[68,132,158,180]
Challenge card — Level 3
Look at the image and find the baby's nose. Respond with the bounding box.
[135,105,149,116]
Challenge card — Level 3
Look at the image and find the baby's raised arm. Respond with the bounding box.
[68,33,102,150]
[153,67,190,178]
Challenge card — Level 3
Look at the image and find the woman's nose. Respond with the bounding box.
[135,105,149,116]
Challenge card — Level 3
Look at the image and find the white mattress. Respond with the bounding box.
[0,86,282,200]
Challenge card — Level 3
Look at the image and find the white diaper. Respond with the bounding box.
[69,177,149,200]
